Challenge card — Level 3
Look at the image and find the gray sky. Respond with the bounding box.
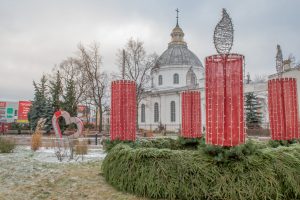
[1,0,300,101]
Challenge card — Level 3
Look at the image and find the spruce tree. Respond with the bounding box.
[245,92,263,128]
[28,75,53,132]
[63,79,77,116]
[43,98,54,132]
[49,70,63,112]
[28,81,42,130]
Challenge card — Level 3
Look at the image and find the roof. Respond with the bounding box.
[156,44,203,68]
[155,23,203,68]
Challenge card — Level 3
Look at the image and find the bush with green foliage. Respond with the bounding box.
[268,139,298,148]
[0,138,16,153]
[201,140,267,163]
[178,136,203,147]
[102,139,300,200]
[103,137,203,152]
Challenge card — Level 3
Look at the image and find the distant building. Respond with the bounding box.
[0,101,22,123]
[138,20,205,132]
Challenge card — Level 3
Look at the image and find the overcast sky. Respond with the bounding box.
[1,0,300,101]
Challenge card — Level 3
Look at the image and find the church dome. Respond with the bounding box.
[155,22,203,68]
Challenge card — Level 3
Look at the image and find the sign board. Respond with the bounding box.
[17,101,32,123]
[0,101,6,122]
[6,107,14,118]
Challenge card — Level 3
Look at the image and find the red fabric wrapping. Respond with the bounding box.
[110,80,136,141]
[181,91,202,138]
[205,54,245,146]
[268,78,299,140]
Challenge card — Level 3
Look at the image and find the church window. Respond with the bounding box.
[170,101,176,122]
[141,104,145,123]
[186,68,197,86]
[173,73,179,84]
[154,103,159,122]
[158,75,163,85]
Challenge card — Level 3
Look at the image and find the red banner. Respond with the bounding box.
[181,91,202,138]
[110,80,136,141]
[0,102,6,108]
[205,54,245,146]
[268,78,299,140]
[17,101,32,122]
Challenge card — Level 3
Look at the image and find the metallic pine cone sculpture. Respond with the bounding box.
[276,44,283,74]
[213,9,234,55]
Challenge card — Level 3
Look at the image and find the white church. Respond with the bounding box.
[138,20,205,132]
[136,14,300,133]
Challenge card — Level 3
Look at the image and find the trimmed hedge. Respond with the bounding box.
[102,141,300,200]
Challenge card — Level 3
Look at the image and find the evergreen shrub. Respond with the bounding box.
[268,139,298,148]
[102,139,300,200]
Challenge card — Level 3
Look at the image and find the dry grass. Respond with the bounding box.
[75,140,88,155]
[31,131,42,151]
[0,156,147,200]
[0,137,16,153]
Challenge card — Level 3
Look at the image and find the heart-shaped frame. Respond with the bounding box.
[52,110,84,141]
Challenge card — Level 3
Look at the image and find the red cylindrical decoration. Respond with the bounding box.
[205,54,245,146]
[268,78,299,140]
[181,91,202,138]
[110,80,137,141]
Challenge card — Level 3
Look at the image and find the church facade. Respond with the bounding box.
[138,21,205,132]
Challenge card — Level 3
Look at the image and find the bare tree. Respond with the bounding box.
[59,57,88,105]
[49,58,88,107]
[77,42,109,132]
[117,38,158,127]
[253,74,267,83]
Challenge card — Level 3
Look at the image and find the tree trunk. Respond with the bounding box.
[95,106,98,131]
[99,101,103,133]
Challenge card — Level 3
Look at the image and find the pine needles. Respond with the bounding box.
[102,140,300,200]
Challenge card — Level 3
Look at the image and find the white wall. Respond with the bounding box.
[152,65,203,90]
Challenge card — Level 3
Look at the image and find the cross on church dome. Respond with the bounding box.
[169,9,186,47]
[155,9,203,68]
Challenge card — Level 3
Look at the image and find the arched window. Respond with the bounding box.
[141,104,145,123]
[170,101,176,122]
[173,73,179,84]
[158,75,163,85]
[154,103,159,122]
[186,67,197,86]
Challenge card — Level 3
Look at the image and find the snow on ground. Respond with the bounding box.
[19,146,107,163]
[0,146,144,200]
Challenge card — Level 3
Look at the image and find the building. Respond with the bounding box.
[138,19,205,132]
[0,101,23,123]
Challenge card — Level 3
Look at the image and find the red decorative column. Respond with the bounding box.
[205,54,245,146]
[181,91,202,138]
[268,78,299,140]
[110,80,136,141]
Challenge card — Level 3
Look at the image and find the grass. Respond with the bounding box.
[102,138,300,200]
[0,148,146,200]
[0,137,16,153]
